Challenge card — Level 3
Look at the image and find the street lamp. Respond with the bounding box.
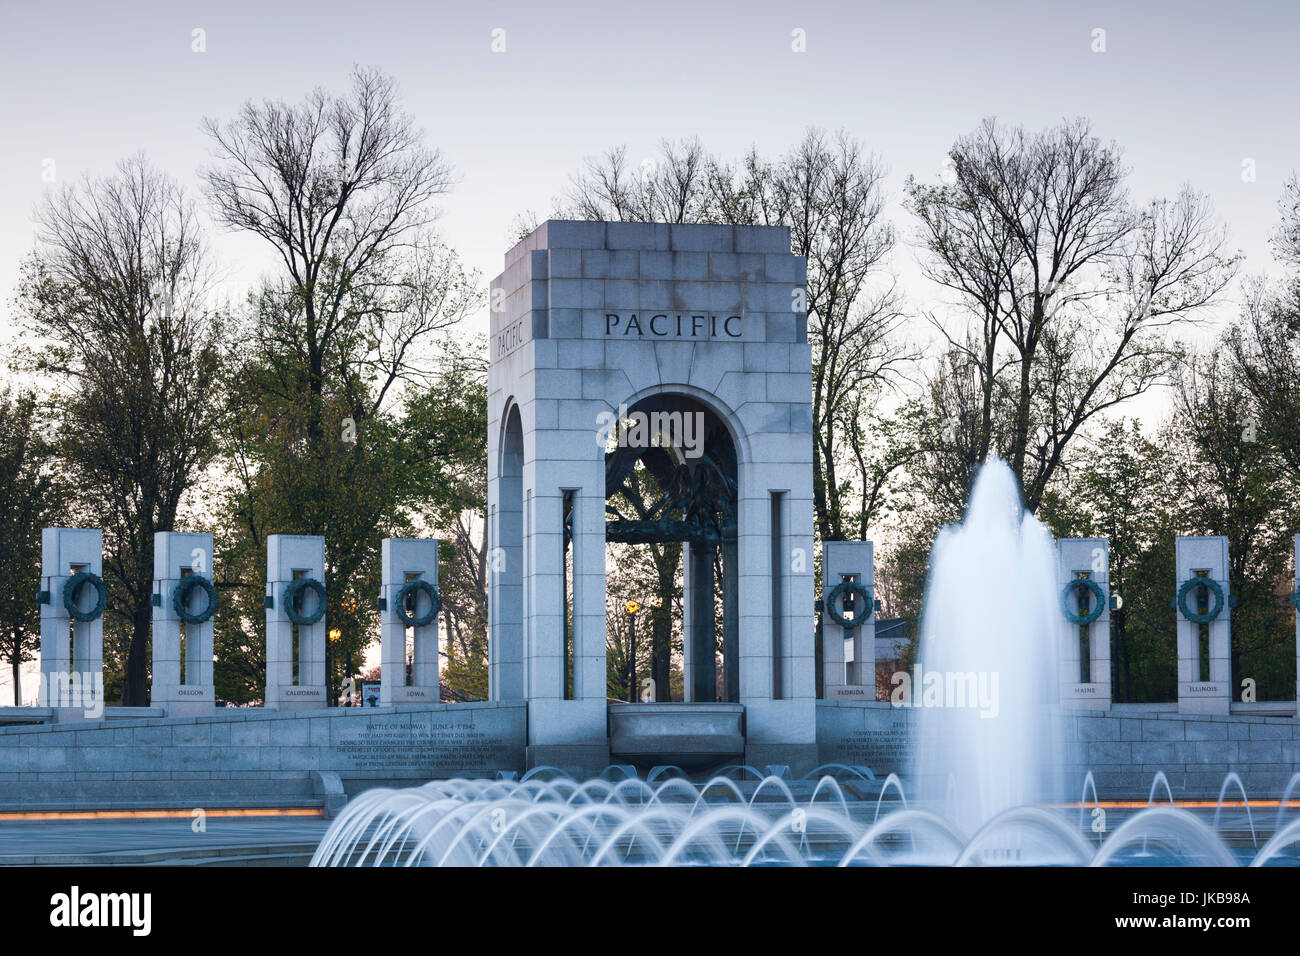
[625,600,640,703]
[323,632,345,707]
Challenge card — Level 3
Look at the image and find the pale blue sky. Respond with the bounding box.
[1,0,1297,386]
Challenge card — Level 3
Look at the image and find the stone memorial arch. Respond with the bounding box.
[487,220,816,774]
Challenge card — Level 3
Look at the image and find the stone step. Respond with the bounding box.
[0,799,322,814]
[0,841,321,866]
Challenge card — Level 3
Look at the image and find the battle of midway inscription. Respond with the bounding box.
[331,707,525,778]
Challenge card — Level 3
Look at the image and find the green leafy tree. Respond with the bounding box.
[1168,351,1299,699]
[0,389,65,704]
[1050,419,1180,701]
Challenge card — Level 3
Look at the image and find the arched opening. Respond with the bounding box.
[603,393,739,703]
[493,401,524,700]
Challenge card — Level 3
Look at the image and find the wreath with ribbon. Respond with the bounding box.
[172,575,218,624]
[395,578,442,627]
[1177,576,1225,624]
[1060,578,1105,625]
[62,571,107,622]
[824,580,873,630]
[283,578,327,625]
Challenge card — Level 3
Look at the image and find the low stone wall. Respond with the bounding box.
[1066,709,1300,797]
[816,700,1300,798]
[7,698,1296,807]
[0,701,527,811]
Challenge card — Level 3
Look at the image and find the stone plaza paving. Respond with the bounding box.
[0,815,331,865]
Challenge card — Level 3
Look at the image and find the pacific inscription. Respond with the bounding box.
[604,312,742,338]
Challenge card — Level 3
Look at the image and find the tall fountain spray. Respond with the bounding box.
[908,459,1065,837]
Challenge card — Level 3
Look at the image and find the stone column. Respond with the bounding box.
[265,534,327,710]
[689,540,717,703]
[379,538,441,705]
[1175,535,1231,715]
[739,466,817,773]
[1056,537,1111,711]
[38,528,105,718]
[681,544,695,702]
[721,534,740,704]
[572,481,612,714]
[151,532,216,715]
[521,460,609,774]
[822,541,876,697]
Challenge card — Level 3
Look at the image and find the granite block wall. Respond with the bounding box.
[817,700,1300,798]
[0,701,527,809]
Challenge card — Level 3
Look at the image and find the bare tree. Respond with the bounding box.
[1275,172,1300,269]
[1228,177,1300,482]
[566,138,715,224]
[202,65,456,441]
[17,154,223,704]
[907,117,1238,510]
[763,132,913,541]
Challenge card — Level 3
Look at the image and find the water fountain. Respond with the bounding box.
[309,458,1300,866]
[908,459,1065,837]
